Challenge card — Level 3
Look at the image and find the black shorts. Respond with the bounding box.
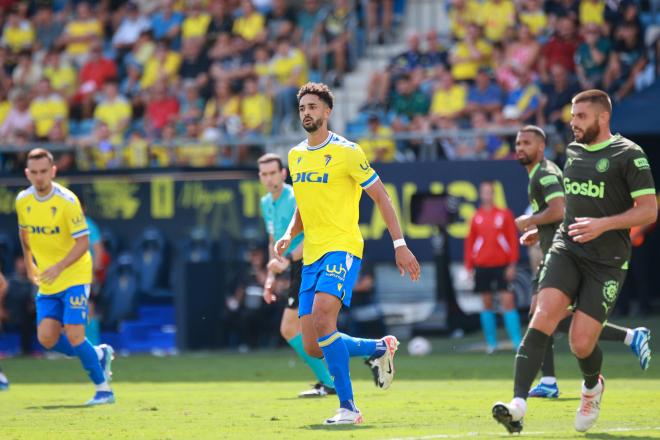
[287,260,303,309]
[531,260,545,294]
[538,246,627,324]
[474,266,509,293]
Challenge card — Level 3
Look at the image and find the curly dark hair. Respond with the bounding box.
[297,82,334,109]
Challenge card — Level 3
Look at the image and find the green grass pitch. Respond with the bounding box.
[1,321,659,439]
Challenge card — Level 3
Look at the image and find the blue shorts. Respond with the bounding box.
[36,284,91,325]
[298,252,362,317]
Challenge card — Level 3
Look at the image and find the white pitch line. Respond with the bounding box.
[386,426,660,440]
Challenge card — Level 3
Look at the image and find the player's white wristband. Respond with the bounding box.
[393,239,407,249]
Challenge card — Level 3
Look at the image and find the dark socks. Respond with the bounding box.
[513,328,551,399]
[599,322,628,343]
[540,335,555,377]
[577,344,603,389]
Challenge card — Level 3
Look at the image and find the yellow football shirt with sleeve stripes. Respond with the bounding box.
[288,132,379,265]
[15,183,93,294]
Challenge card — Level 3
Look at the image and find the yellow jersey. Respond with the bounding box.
[16,183,93,294]
[182,13,211,40]
[233,12,265,42]
[141,51,182,89]
[431,84,467,117]
[358,126,396,163]
[29,95,68,138]
[289,132,378,264]
[94,97,132,142]
[240,93,272,132]
[580,1,605,26]
[2,22,35,53]
[65,19,103,56]
[480,0,515,42]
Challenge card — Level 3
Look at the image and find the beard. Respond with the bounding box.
[574,120,600,144]
[302,117,324,133]
[517,154,533,165]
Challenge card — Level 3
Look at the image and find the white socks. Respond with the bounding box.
[94,346,103,361]
[540,376,557,385]
[624,329,634,346]
[512,397,527,416]
[96,381,111,392]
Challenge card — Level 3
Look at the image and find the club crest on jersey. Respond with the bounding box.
[596,158,609,173]
[324,154,332,166]
[51,206,57,217]
[297,157,302,165]
[27,206,31,213]
[565,158,574,169]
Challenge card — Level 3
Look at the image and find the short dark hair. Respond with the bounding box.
[27,148,54,164]
[572,89,612,114]
[257,153,283,170]
[519,125,546,141]
[297,82,334,109]
[480,179,495,188]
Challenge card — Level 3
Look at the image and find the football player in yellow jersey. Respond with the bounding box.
[275,83,420,425]
[16,149,115,405]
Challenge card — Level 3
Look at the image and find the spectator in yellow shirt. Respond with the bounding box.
[203,80,241,136]
[358,114,396,163]
[181,0,212,41]
[450,24,492,81]
[1,10,35,54]
[431,69,467,122]
[59,1,103,66]
[240,75,272,135]
[519,0,547,37]
[448,0,480,40]
[479,0,516,42]
[579,0,605,27]
[94,80,133,144]
[0,87,11,128]
[233,0,266,44]
[269,37,308,133]
[141,40,182,89]
[43,48,78,98]
[29,78,68,141]
[123,130,150,168]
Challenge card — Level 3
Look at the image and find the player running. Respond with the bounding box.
[258,152,336,397]
[275,82,420,425]
[514,126,651,399]
[493,90,656,433]
[16,148,115,405]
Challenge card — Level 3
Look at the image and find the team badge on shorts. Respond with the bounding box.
[601,280,619,314]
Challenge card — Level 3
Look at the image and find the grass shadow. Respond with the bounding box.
[585,433,655,439]
[26,404,92,410]
[306,424,373,431]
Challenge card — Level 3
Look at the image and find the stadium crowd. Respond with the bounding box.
[0,0,387,171]
[0,0,656,170]
[355,0,658,163]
